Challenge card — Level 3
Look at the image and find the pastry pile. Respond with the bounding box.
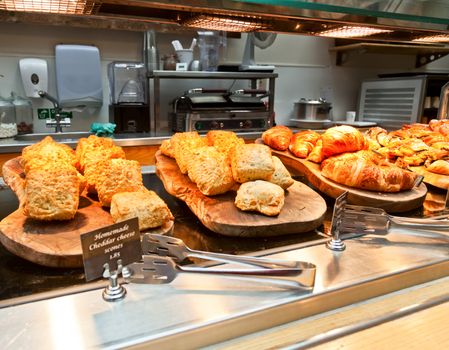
[161,130,294,216]
[365,119,449,176]
[262,125,418,192]
[18,135,173,230]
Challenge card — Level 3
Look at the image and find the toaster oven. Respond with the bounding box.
[171,89,272,133]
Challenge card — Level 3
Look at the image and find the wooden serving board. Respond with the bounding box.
[255,140,427,213]
[410,166,449,190]
[155,151,327,237]
[0,157,173,268]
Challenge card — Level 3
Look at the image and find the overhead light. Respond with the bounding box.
[317,25,393,38]
[0,0,100,14]
[181,14,268,32]
[413,34,449,43]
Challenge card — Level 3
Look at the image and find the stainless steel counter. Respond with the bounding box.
[0,131,263,153]
[0,226,448,349]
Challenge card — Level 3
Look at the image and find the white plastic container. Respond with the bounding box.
[12,93,33,134]
[175,49,193,67]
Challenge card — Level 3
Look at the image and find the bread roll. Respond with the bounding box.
[235,180,285,216]
[111,190,173,230]
[230,144,275,183]
[262,125,293,151]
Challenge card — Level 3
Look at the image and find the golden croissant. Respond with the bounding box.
[289,130,320,158]
[321,150,417,192]
[262,125,293,151]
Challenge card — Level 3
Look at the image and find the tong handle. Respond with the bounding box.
[179,264,316,289]
[179,265,309,277]
[187,250,299,269]
[389,217,449,230]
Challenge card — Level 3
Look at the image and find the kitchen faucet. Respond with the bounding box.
[438,81,449,120]
[38,90,64,133]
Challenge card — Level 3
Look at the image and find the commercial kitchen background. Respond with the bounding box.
[0,21,448,133]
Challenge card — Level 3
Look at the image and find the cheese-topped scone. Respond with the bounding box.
[23,164,80,221]
[111,190,173,230]
[94,159,145,207]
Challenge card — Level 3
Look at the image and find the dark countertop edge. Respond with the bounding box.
[0,132,263,154]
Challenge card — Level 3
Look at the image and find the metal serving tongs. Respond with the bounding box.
[340,204,449,238]
[124,255,316,289]
[325,191,449,251]
[142,233,299,269]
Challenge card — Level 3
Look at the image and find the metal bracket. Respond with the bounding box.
[416,52,449,68]
[102,259,131,302]
[326,191,348,252]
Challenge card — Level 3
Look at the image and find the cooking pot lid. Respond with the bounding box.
[298,97,330,105]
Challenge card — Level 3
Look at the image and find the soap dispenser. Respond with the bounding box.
[19,58,49,98]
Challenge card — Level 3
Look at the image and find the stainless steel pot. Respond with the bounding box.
[293,98,332,120]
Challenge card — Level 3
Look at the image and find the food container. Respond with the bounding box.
[11,93,33,134]
[0,97,17,139]
[293,98,332,120]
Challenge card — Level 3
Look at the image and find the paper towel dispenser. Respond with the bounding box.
[55,44,103,108]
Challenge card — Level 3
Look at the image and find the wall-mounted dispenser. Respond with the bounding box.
[19,58,48,98]
[55,44,103,108]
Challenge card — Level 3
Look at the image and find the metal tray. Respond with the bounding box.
[1,227,448,349]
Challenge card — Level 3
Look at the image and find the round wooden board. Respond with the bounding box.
[255,139,428,213]
[0,157,174,268]
[155,151,327,237]
[410,166,449,190]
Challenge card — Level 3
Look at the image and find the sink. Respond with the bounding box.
[15,132,93,141]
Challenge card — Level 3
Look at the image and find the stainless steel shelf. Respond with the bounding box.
[330,43,449,67]
[149,70,278,79]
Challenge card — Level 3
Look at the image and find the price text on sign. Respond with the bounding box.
[80,217,141,281]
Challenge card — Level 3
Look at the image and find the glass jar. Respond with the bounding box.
[0,97,17,139]
[11,93,33,134]
[162,54,178,70]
